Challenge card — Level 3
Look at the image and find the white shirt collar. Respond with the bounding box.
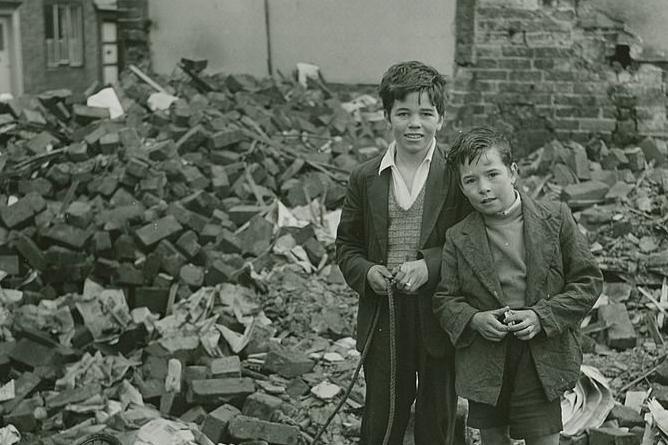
[378,138,436,175]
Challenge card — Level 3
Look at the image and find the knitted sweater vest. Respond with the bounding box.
[386,185,426,271]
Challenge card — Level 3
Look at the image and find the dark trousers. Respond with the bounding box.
[360,295,459,445]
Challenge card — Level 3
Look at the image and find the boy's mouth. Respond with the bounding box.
[480,197,496,204]
[404,133,423,140]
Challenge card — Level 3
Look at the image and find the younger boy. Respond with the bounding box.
[336,61,470,445]
[433,127,602,445]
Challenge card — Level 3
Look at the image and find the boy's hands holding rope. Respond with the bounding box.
[392,259,428,294]
[366,259,428,295]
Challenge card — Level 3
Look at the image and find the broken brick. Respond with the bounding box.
[15,234,46,271]
[210,356,241,378]
[263,347,314,378]
[0,198,35,229]
[562,181,610,203]
[187,377,255,405]
[180,263,204,288]
[176,230,201,259]
[100,132,120,154]
[227,415,300,445]
[133,286,170,315]
[42,224,90,250]
[135,215,183,249]
[73,104,110,124]
[201,403,240,443]
[588,427,639,445]
[242,392,283,421]
[624,146,646,172]
[599,303,637,350]
[66,201,93,228]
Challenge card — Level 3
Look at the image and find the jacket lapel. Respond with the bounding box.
[521,192,558,305]
[420,148,448,247]
[367,168,390,261]
[454,213,505,306]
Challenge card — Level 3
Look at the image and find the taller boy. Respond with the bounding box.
[336,61,470,445]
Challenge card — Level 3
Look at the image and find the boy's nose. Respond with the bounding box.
[479,180,491,194]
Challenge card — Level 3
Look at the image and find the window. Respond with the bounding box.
[45,3,83,67]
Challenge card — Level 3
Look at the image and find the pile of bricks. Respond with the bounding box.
[0,62,385,313]
[0,63,383,444]
[522,133,668,443]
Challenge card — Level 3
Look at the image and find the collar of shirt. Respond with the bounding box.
[498,189,521,217]
[378,138,436,175]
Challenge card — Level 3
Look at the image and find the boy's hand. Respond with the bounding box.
[470,307,510,341]
[504,309,542,340]
[392,259,428,294]
[367,265,393,295]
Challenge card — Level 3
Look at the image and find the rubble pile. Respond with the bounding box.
[1,58,668,444]
[0,62,382,445]
[520,137,668,444]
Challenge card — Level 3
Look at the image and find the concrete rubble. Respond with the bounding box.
[0,60,667,444]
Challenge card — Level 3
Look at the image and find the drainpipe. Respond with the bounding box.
[264,0,273,76]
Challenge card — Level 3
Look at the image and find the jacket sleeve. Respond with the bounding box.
[335,168,375,298]
[531,203,603,337]
[433,233,479,348]
[418,173,472,290]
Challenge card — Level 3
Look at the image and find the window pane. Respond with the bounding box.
[44,5,54,39]
[57,5,67,39]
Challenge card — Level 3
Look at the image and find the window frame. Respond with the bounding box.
[45,1,84,68]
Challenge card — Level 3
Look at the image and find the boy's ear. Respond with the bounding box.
[436,112,445,130]
[510,162,519,184]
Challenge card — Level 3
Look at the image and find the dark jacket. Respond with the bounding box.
[433,191,602,403]
[336,145,470,357]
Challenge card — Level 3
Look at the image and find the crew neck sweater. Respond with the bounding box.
[483,197,527,308]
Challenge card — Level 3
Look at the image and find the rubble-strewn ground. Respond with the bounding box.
[1,61,668,445]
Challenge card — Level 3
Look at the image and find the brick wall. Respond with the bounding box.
[116,0,148,67]
[448,0,668,157]
[20,0,100,94]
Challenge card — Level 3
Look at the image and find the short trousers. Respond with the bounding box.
[467,337,563,439]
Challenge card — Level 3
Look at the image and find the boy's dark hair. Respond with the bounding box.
[379,61,447,117]
[447,127,514,170]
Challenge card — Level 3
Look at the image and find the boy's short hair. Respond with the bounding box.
[447,127,514,170]
[379,61,447,117]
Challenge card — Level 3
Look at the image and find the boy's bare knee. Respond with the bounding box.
[479,426,512,445]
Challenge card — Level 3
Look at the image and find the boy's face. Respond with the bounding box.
[386,91,443,157]
[458,146,518,216]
